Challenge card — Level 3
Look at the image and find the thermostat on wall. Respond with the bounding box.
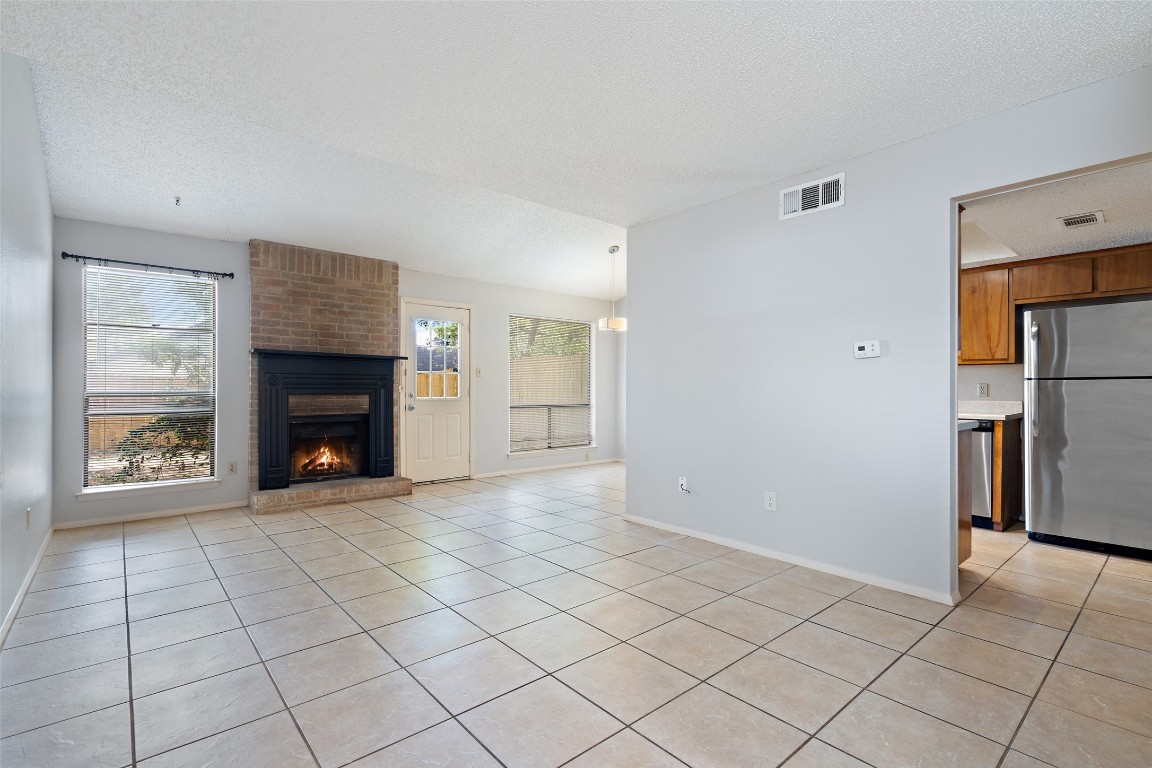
[853,340,881,359]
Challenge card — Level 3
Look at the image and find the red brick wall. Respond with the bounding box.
[249,240,400,355]
[249,240,402,491]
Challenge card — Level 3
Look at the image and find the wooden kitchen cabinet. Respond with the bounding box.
[991,419,1022,532]
[1097,249,1152,293]
[959,242,1151,366]
[959,268,1011,364]
[1011,257,1093,301]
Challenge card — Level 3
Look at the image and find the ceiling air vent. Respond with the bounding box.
[1058,210,1104,229]
[780,173,845,220]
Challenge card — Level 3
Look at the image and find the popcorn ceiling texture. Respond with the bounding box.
[5,3,1152,298]
[247,240,405,500]
[962,162,1152,267]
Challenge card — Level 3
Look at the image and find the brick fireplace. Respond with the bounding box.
[248,240,411,513]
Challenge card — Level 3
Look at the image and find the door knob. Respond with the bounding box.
[406,404,415,411]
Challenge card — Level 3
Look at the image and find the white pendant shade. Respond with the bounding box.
[598,245,626,332]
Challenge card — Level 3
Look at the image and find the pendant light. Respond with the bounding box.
[598,245,627,332]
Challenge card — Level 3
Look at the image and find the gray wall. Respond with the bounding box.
[627,66,1152,602]
[52,219,251,524]
[958,364,1024,402]
[400,268,622,475]
[1,54,55,625]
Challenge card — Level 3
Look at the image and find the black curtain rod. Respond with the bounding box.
[61,252,234,280]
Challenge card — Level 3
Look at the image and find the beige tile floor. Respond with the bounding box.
[2,464,1151,767]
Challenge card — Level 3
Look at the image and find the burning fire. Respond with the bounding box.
[300,443,349,475]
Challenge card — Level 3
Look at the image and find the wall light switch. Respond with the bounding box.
[853,340,881,359]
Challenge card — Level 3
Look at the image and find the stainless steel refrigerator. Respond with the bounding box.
[1024,298,1152,551]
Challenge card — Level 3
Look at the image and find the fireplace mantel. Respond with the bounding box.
[254,349,406,491]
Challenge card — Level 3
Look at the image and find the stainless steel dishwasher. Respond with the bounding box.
[969,420,994,528]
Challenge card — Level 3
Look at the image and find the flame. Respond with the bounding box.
[299,442,349,475]
[314,445,335,468]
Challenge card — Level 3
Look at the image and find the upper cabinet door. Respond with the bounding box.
[960,268,1012,364]
[1097,250,1152,293]
[1011,258,1093,301]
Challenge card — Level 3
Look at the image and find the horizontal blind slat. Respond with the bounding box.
[508,315,591,452]
[84,266,217,487]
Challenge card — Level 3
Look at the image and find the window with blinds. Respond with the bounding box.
[509,315,592,452]
[84,266,217,487]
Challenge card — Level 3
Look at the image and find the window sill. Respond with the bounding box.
[507,444,597,460]
[76,478,221,502]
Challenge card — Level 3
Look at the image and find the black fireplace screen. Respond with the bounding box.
[289,415,368,482]
[255,350,405,491]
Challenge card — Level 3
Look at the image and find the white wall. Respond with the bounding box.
[1,53,55,626]
[52,219,250,524]
[628,66,1152,602]
[400,268,621,476]
[958,364,1024,402]
[615,295,627,460]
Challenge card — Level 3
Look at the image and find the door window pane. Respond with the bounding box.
[415,318,461,399]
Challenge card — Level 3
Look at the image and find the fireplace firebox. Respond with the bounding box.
[255,350,405,491]
[289,414,369,482]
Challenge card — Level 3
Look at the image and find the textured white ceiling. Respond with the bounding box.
[4,2,1152,297]
[962,162,1152,266]
[960,222,1019,266]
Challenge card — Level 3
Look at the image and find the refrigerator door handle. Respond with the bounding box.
[1029,321,1040,437]
[1027,320,1039,380]
[1030,377,1040,437]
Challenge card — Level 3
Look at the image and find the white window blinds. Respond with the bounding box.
[509,316,591,452]
[84,267,217,487]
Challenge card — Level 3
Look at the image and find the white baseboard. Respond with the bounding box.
[53,500,248,529]
[0,528,54,648]
[624,512,957,606]
[472,458,623,479]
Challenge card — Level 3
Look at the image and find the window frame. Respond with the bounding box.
[81,265,219,490]
[507,313,595,455]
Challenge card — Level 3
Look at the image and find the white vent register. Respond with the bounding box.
[1058,210,1104,229]
[780,172,844,220]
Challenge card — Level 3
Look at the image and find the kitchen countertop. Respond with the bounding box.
[958,419,979,432]
[957,400,1023,420]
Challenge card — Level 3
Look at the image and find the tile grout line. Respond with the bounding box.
[169,518,328,768]
[120,522,138,768]
[996,554,1111,767]
[10,473,1147,768]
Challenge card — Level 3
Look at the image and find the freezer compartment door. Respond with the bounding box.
[1025,300,1152,379]
[1025,379,1152,548]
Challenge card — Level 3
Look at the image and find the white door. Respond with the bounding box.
[402,301,471,482]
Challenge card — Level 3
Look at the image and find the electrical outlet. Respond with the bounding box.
[678,477,689,493]
[475,367,482,377]
[764,491,777,511]
[977,383,990,398]
[227,461,238,475]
